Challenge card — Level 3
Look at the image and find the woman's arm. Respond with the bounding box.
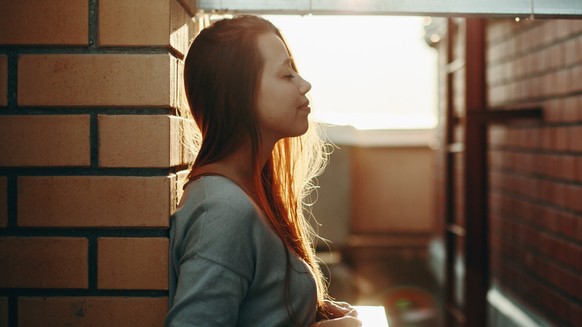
[165,254,249,326]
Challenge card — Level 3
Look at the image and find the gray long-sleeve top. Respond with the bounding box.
[165,175,318,326]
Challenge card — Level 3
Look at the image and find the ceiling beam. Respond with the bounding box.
[198,0,582,18]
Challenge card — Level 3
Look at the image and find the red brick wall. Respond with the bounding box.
[487,19,582,326]
[0,0,197,325]
[433,18,582,325]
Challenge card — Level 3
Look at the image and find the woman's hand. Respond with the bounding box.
[312,300,362,326]
[311,315,362,327]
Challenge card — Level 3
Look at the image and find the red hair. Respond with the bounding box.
[183,15,329,315]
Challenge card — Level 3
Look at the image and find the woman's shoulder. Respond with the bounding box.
[173,175,264,234]
[198,175,250,201]
[185,175,256,213]
[170,175,274,277]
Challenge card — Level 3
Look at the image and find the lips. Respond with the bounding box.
[298,101,310,111]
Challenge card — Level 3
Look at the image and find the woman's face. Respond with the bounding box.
[255,32,312,146]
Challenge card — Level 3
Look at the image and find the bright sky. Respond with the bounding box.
[262,15,438,130]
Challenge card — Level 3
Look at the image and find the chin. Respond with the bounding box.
[296,124,309,137]
[283,121,309,138]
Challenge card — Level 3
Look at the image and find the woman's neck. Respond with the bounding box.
[193,140,274,199]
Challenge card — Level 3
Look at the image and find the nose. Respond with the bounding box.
[298,75,312,95]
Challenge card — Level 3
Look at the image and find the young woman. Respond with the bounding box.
[165,15,361,327]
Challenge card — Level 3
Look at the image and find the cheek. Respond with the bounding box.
[257,88,283,121]
[256,83,274,114]
[256,99,274,123]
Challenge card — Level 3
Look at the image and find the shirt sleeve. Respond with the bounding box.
[165,196,256,327]
[165,253,250,327]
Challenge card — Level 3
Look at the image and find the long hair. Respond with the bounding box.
[182,15,329,312]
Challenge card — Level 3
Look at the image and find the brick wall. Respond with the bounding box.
[487,19,582,326]
[0,0,198,325]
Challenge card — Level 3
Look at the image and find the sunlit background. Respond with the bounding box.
[262,15,438,131]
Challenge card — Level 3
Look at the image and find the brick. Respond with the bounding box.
[99,0,170,47]
[543,72,557,98]
[548,44,564,70]
[528,76,543,101]
[524,128,541,150]
[99,0,193,55]
[18,54,173,107]
[0,237,87,288]
[557,211,575,237]
[170,0,193,56]
[571,126,582,153]
[0,297,7,327]
[488,85,503,106]
[571,214,582,243]
[554,20,572,40]
[506,36,518,59]
[533,154,547,176]
[559,155,576,180]
[542,99,560,123]
[556,69,569,96]
[18,175,174,227]
[554,127,569,152]
[566,243,582,271]
[99,115,182,168]
[545,155,561,177]
[527,51,541,77]
[0,55,6,107]
[571,302,582,327]
[552,237,568,266]
[0,115,90,167]
[570,64,582,93]
[562,96,578,122]
[19,296,167,327]
[537,47,550,73]
[566,184,582,212]
[542,21,556,48]
[543,286,570,320]
[571,20,582,35]
[0,0,87,45]
[577,274,582,301]
[564,38,579,66]
[0,177,6,228]
[98,238,168,290]
[487,64,501,85]
[487,21,504,43]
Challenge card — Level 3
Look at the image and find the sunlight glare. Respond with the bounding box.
[263,15,438,131]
